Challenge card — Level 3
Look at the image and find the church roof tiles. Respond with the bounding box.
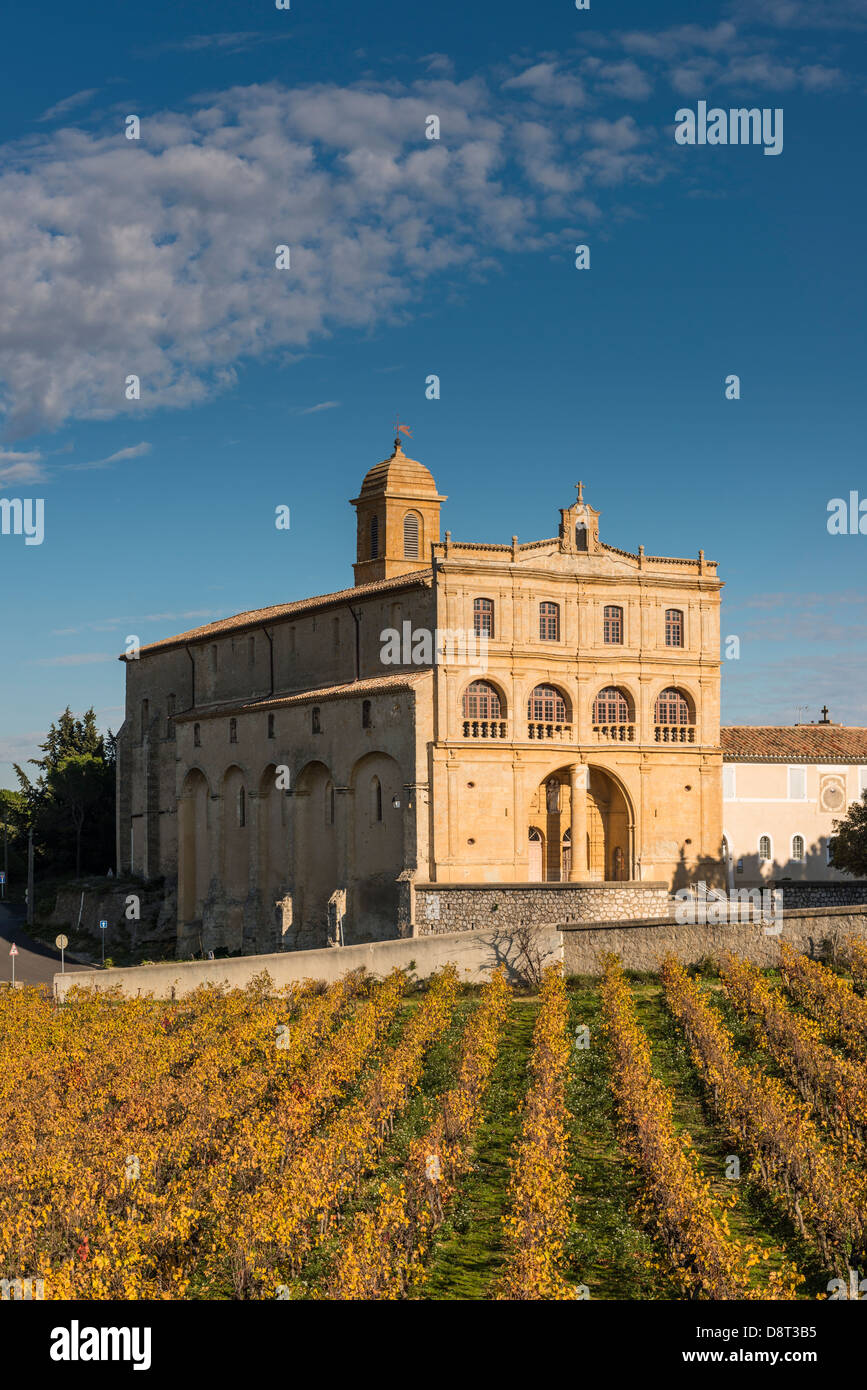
[126,571,433,659]
[721,726,867,763]
[173,671,430,722]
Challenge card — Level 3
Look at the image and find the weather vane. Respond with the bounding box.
[394,413,413,442]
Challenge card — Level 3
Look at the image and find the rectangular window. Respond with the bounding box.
[664,608,684,647]
[166,694,176,741]
[787,765,807,800]
[603,606,622,644]
[473,599,494,639]
[539,602,559,641]
[723,766,736,800]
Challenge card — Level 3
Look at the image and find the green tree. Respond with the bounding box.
[14,708,115,876]
[50,755,111,878]
[0,788,28,887]
[830,791,867,878]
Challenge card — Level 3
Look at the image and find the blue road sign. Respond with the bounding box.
[99,919,108,930]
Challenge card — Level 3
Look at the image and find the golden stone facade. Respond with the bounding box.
[117,437,723,952]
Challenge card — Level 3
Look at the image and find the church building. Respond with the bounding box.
[116,435,724,954]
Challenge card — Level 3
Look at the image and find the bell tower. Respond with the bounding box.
[351,434,447,584]
[559,480,601,555]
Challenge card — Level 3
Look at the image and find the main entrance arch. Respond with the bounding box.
[528,764,633,881]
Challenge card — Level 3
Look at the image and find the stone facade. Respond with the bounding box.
[116,436,724,956]
[414,882,671,935]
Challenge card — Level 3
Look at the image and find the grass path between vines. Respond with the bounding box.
[419,996,538,1300]
[634,978,827,1300]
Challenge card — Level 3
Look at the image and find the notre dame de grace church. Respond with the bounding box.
[117,435,723,954]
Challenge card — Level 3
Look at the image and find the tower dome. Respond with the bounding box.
[350,435,447,585]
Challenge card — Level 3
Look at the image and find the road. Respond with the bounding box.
[0,902,90,987]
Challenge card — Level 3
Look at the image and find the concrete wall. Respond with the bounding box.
[414,881,671,933]
[54,901,867,998]
[562,904,867,974]
[54,925,564,999]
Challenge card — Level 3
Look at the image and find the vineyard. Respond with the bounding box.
[2,946,867,1301]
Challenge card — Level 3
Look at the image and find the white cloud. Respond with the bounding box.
[726,0,867,30]
[49,608,220,636]
[0,448,45,484]
[66,441,152,471]
[32,653,116,666]
[0,77,613,436]
[0,49,852,440]
[149,32,285,55]
[502,63,587,108]
[38,89,99,123]
[299,401,340,414]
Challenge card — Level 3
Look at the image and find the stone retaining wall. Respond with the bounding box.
[413,882,670,935]
[771,881,867,909]
[562,904,867,974]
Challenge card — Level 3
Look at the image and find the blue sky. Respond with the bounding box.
[1,0,866,787]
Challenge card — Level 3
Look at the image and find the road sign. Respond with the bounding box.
[0,872,6,884]
[99,920,107,930]
[55,934,68,950]
[9,944,18,956]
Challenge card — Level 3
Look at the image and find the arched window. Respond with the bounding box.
[193,722,201,747]
[527,685,568,723]
[654,688,692,725]
[462,681,502,719]
[759,835,771,861]
[575,521,587,551]
[229,717,238,744]
[312,706,321,734]
[370,775,383,823]
[603,605,623,644]
[238,786,246,828]
[539,602,560,641]
[325,780,335,826]
[792,834,805,862]
[593,686,631,724]
[370,515,379,559]
[665,608,684,648]
[473,598,494,639]
[403,511,420,559]
[362,699,372,729]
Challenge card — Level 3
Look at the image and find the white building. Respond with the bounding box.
[721,716,867,887]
